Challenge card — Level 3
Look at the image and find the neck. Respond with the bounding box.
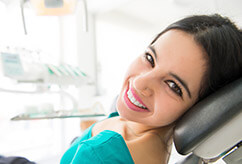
[121,118,174,144]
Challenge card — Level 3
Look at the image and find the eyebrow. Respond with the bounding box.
[169,73,192,99]
[148,45,157,60]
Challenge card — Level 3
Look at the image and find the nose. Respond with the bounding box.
[133,72,158,97]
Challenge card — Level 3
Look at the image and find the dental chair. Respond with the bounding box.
[173,78,242,164]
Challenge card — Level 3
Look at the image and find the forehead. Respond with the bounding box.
[152,30,207,99]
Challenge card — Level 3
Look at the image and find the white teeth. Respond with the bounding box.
[127,89,147,109]
[134,101,139,106]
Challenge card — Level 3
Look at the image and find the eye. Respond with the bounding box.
[144,52,155,67]
[165,80,183,97]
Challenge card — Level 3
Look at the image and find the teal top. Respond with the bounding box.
[60,112,135,164]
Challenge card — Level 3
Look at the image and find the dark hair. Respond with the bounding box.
[151,14,242,101]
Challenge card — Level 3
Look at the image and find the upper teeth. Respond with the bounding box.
[127,89,147,109]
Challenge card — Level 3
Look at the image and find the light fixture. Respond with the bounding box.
[20,0,88,35]
[30,0,77,16]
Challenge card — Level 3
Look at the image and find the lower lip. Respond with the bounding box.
[123,86,149,112]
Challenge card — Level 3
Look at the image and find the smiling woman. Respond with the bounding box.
[60,14,242,164]
[117,30,206,128]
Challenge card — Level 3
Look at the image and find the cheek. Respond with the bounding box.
[116,95,123,113]
[154,99,190,125]
[116,93,134,121]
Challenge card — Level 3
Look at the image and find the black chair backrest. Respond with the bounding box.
[174,78,242,155]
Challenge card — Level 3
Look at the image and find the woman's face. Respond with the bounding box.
[116,30,206,127]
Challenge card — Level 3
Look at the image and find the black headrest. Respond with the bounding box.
[174,78,242,155]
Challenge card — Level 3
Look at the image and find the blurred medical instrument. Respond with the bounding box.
[0,47,105,120]
[0,49,91,86]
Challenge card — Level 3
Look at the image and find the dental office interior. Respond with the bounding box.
[0,0,241,163]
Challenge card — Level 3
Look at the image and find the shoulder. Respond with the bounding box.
[61,130,134,164]
[60,140,101,164]
[92,116,123,136]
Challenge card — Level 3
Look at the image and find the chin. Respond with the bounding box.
[116,94,135,121]
[116,94,128,117]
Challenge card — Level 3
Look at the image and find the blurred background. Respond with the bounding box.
[0,0,241,163]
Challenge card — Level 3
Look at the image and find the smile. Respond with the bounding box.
[127,89,147,109]
[124,84,149,112]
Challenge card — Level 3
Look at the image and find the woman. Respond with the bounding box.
[61,14,242,164]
